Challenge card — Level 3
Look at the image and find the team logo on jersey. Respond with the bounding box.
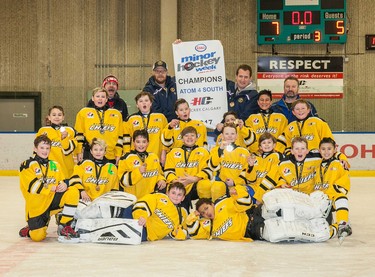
[87,112,94,118]
[35,168,41,174]
[133,160,141,166]
[132,120,140,127]
[153,118,161,122]
[308,122,316,126]
[110,113,118,117]
[253,118,259,124]
[85,166,93,173]
[274,118,281,122]
[283,168,291,175]
[174,152,182,158]
[289,126,294,132]
[160,198,168,205]
[203,220,210,227]
[238,98,244,103]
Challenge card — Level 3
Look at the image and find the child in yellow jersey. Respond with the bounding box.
[277,99,333,154]
[19,135,80,243]
[186,186,264,241]
[69,138,119,202]
[246,133,284,203]
[215,111,256,149]
[123,91,168,165]
[36,106,77,178]
[132,182,188,241]
[161,98,207,150]
[245,90,288,154]
[164,126,212,211]
[315,137,352,242]
[118,129,166,199]
[75,87,123,165]
[209,123,250,201]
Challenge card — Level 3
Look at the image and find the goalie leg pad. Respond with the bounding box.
[75,218,143,245]
[262,217,330,243]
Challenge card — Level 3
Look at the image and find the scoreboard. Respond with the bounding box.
[257,0,347,44]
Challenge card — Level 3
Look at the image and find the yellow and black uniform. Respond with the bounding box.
[118,150,165,199]
[123,112,167,157]
[186,186,253,241]
[164,145,213,202]
[209,144,249,201]
[161,119,208,150]
[245,110,288,154]
[245,151,284,202]
[277,116,334,154]
[75,106,123,161]
[19,156,79,242]
[215,125,256,149]
[36,124,77,177]
[132,192,188,241]
[69,158,119,200]
[314,157,350,233]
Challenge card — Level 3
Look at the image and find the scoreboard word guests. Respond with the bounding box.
[257,0,347,44]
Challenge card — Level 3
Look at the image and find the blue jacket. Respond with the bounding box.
[226,79,259,121]
[271,95,318,123]
[143,76,177,122]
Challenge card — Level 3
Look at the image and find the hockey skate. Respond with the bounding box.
[57,224,80,243]
[338,222,352,245]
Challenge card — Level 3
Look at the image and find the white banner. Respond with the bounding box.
[173,40,227,129]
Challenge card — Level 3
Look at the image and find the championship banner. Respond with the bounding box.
[257,56,344,98]
[173,40,227,129]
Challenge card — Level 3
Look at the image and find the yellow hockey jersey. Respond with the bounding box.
[132,192,188,241]
[36,125,77,178]
[118,151,165,199]
[75,107,123,160]
[186,186,253,241]
[19,157,66,218]
[245,111,288,154]
[161,119,208,150]
[209,145,249,186]
[278,116,334,154]
[69,159,119,200]
[123,112,167,157]
[164,145,212,194]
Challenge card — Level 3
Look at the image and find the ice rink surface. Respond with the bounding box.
[0,176,374,277]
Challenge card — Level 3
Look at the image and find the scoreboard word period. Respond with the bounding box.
[257,0,347,45]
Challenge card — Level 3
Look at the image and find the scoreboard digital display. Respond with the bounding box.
[257,0,347,44]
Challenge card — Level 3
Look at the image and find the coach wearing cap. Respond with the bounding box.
[143,60,177,122]
[88,75,129,120]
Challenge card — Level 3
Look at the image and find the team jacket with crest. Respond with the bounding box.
[209,144,249,186]
[245,110,288,154]
[164,145,213,194]
[186,186,253,241]
[277,116,333,154]
[245,151,284,202]
[19,157,66,219]
[117,151,165,199]
[36,125,77,178]
[75,107,123,160]
[69,159,119,200]
[123,112,167,157]
[274,152,322,195]
[132,192,188,241]
[215,125,256,149]
[161,119,208,150]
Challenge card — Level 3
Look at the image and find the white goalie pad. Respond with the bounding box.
[75,218,143,245]
[262,217,330,243]
[261,189,332,221]
[75,191,137,219]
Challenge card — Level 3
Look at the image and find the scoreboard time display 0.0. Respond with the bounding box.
[257,0,347,45]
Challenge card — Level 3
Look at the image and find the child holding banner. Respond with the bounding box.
[161,98,208,150]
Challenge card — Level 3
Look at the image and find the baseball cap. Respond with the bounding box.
[153,60,168,71]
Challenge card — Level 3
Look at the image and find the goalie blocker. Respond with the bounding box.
[74,191,143,244]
